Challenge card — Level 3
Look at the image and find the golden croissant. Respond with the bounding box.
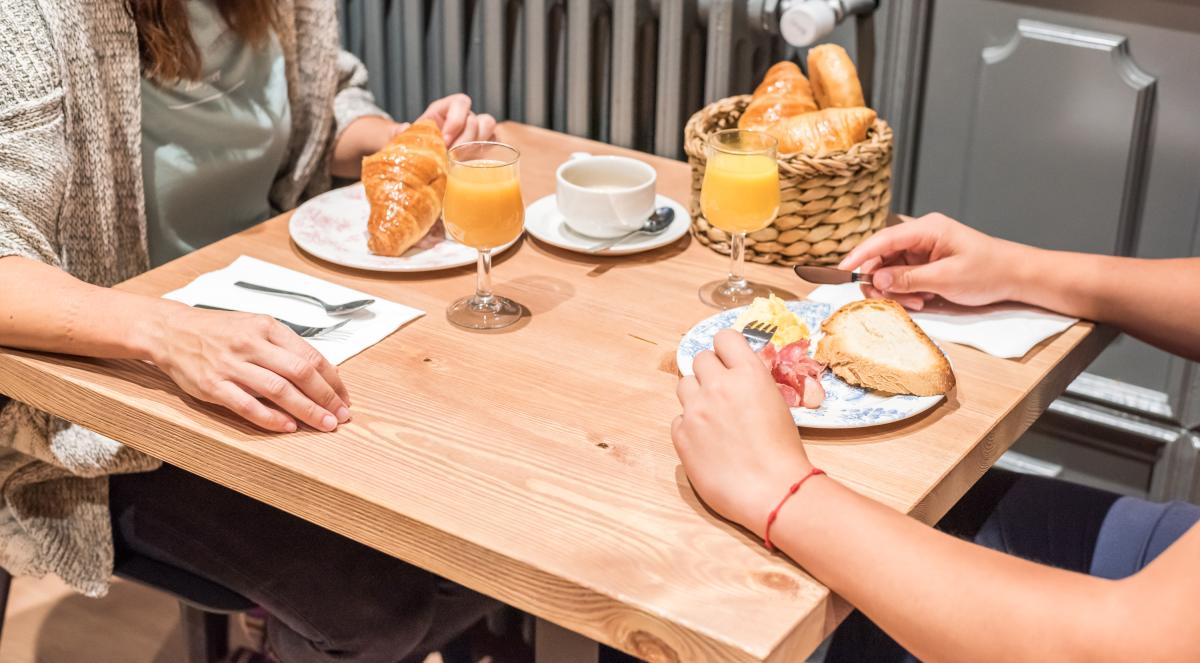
[740,61,818,131]
[740,95,819,132]
[362,119,449,256]
[767,107,877,156]
[752,61,817,105]
[807,44,865,109]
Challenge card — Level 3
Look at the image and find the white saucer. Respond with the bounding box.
[524,194,691,256]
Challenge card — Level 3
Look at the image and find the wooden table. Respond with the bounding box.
[0,123,1113,662]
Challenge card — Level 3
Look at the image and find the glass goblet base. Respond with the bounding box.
[700,277,774,310]
[447,294,522,330]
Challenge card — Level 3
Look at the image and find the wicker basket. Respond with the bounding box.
[683,95,893,266]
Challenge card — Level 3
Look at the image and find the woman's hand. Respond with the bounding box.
[145,305,351,433]
[416,93,497,146]
[331,94,496,178]
[672,329,812,537]
[838,213,1034,311]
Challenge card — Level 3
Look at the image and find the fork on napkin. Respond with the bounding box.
[805,283,1078,359]
[163,256,424,365]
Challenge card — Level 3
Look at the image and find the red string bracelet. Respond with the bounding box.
[764,467,826,551]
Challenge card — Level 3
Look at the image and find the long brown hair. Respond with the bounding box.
[131,0,280,82]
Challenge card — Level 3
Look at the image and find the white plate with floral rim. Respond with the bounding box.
[289,183,520,272]
[676,300,948,429]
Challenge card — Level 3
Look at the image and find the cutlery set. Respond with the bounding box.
[195,282,374,339]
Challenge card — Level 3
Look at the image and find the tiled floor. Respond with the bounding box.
[0,575,215,662]
[0,575,449,663]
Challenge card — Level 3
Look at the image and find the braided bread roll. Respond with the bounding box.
[807,44,865,108]
[362,119,449,256]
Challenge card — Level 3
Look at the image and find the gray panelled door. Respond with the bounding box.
[911,0,1200,421]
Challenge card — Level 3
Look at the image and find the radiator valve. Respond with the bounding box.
[767,0,878,47]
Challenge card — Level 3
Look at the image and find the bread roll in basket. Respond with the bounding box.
[683,46,893,267]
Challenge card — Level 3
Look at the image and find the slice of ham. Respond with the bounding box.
[801,377,825,409]
[772,343,823,390]
[780,341,824,378]
[776,339,811,366]
[776,383,802,407]
[758,343,779,371]
[758,339,827,410]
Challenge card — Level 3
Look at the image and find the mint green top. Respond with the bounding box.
[141,0,291,266]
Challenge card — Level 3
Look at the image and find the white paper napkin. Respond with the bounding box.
[806,283,1077,359]
[164,256,424,365]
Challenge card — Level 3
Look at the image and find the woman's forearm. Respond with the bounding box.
[773,477,1130,662]
[670,310,1198,662]
[1012,249,1200,361]
[0,256,176,360]
[1,256,354,432]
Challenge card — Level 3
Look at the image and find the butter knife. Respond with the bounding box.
[793,265,874,286]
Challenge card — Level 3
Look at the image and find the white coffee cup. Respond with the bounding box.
[555,153,657,238]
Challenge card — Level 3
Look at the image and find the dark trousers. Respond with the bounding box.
[109,464,498,663]
[826,469,1180,662]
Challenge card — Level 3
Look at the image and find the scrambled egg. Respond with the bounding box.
[732,294,809,348]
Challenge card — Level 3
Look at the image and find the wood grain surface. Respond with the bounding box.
[0,123,1113,662]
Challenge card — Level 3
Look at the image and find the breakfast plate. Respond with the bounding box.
[677,300,946,429]
[289,183,519,273]
[523,193,691,256]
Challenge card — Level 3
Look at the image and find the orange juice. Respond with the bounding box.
[700,151,780,233]
[443,160,525,249]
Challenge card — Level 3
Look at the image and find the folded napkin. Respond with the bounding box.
[164,256,423,365]
[806,283,1077,359]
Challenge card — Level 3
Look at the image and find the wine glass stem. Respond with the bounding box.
[728,232,748,289]
[475,249,494,305]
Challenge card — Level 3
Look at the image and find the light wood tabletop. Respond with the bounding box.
[0,122,1114,662]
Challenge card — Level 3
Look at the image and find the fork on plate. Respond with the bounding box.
[740,321,778,352]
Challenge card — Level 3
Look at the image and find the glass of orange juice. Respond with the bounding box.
[699,129,780,308]
[443,142,526,329]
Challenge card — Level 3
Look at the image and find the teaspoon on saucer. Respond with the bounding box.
[587,207,676,251]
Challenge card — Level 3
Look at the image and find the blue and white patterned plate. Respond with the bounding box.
[676,300,946,429]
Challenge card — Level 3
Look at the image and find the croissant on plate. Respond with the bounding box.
[806,44,865,109]
[362,119,449,256]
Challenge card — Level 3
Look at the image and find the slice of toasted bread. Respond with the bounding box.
[814,299,955,396]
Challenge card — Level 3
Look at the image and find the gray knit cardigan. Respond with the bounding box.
[0,0,388,596]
